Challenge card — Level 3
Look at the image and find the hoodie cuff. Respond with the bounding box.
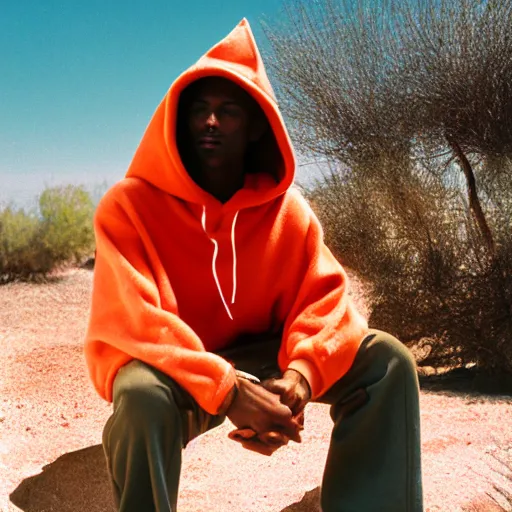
[214,366,238,416]
[287,359,322,399]
[216,383,238,416]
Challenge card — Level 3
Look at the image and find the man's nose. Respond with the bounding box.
[206,112,219,128]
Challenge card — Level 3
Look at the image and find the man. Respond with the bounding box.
[85,19,423,512]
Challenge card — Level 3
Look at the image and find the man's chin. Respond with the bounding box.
[197,155,229,170]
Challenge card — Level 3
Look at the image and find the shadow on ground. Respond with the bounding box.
[279,487,321,511]
[419,366,512,396]
[10,445,113,512]
[10,445,321,512]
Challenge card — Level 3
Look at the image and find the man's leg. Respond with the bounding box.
[102,359,224,512]
[316,329,423,512]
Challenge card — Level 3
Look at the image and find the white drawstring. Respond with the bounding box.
[230,211,239,304]
[201,206,239,320]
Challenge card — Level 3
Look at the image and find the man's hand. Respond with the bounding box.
[226,377,303,443]
[261,369,311,416]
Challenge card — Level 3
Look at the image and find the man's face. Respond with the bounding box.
[185,77,261,169]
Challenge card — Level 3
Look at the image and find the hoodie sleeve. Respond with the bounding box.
[84,190,237,415]
[280,207,369,400]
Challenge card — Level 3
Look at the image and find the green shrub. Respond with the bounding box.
[38,185,95,263]
[0,185,95,283]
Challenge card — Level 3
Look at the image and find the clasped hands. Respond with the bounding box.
[226,369,311,456]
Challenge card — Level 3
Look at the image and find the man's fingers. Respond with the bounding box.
[230,430,288,456]
[260,431,289,446]
[289,396,308,417]
[275,417,303,443]
[262,378,306,418]
[228,428,258,442]
[286,427,302,443]
[261,378,285,394]
[294,410,305,428]
[262,378,297,406]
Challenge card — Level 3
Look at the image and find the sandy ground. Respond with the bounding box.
[1,269,511,512]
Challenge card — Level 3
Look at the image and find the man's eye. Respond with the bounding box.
[221,106,242,116]
[190,104,207,115]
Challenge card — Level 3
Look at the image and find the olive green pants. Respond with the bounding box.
[102,330,423,511]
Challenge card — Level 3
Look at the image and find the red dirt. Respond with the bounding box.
[0,269,511,511]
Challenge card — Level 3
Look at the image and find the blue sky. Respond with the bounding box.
[1,0,315,205]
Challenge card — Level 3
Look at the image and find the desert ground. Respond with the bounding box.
[1,268,511,511]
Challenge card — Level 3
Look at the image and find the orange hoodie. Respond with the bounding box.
[84,19,369,415]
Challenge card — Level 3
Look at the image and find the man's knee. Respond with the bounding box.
[112,360,182,430]
[367,329,416,368]
[362,329,418,388]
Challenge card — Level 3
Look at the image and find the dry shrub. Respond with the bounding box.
[463,451,512,511]
[264,0,512,376]
[308,158,512,375]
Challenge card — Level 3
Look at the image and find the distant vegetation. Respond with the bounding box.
[265,0,512,378]
[0,185,95,283]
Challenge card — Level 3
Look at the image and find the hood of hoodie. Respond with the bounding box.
[126,18,296,212]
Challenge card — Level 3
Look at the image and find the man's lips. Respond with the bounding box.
[198,136,221,149]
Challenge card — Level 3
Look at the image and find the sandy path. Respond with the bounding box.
[0,269,511,512]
